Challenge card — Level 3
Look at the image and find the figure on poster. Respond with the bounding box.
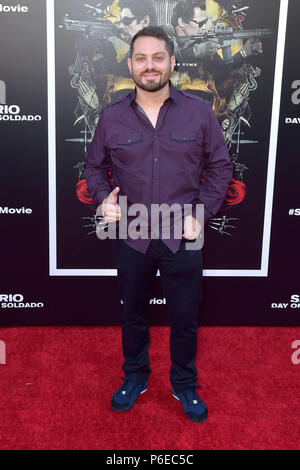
[168,0,266,132]
[62,0,158,134]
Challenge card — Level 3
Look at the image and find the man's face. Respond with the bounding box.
[128,36,175,92]
[178,7,208,36]
[119,7,149,41]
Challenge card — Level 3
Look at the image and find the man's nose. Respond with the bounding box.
[144,58,155,69]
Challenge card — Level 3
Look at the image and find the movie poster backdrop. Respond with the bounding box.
[0,0,299,325]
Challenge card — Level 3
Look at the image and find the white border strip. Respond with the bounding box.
[47,0,289,277]
[47,0,57,276]
[259,0,289,277]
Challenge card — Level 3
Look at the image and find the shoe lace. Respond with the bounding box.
[183,385,201,404]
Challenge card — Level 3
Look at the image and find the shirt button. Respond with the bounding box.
[154,157,158,162]
[128,139,132,143]
[182,136,186,140]
[154,135,159,139]
[155,181,159,185]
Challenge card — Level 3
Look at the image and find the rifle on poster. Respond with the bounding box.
[176,22,272,64]
[59,15,122,86]
[59,15,124,139]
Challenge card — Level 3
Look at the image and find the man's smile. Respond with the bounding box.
[142,73,160,79]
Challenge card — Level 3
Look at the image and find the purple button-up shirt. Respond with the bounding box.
[84,81,232,254]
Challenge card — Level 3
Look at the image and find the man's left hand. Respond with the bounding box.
[182,215,202,240]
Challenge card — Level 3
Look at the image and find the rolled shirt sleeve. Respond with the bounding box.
[192,101,233,225]
[83,109,112,207]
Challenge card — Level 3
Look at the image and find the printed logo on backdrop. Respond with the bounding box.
[291,80,300,105]
[288,209,300,216]
[120,297,166,305]
[285,80,300,124]
[0,80,5,104]
[0,4,29,13]
[0,340,5,365]
[0,80,41,122]
[291,340,300,365]
[0,207,32,215]
[0,294,44,309]
[271,295,300,310]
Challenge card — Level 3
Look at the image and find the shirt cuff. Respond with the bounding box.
[95,190,110,209]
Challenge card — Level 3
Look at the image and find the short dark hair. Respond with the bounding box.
[118,0,157,26]
[130,26,174,58]
[171,0,206,29]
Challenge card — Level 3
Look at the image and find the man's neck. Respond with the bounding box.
[135,82,170,108]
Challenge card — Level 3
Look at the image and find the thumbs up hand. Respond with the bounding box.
[101,187,122,223]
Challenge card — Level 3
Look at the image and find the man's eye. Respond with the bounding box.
[155,57,163,60]
[136,57,144,61]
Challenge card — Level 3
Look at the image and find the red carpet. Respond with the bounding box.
[0,326,299,450]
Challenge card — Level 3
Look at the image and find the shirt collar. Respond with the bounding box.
[128,80,179,106]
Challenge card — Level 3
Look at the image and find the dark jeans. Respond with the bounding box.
[113,237,203,392]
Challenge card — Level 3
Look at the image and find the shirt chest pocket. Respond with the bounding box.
[168,130,201,168]
[169,130,198,143]
[116,132,143,146]
[111,131,144,169]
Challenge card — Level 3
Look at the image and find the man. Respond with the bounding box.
[169,0,262,142]
[171,0,262,64]
[76,0,157,115]
[84,26,232,423]
[107,0,157,78]
[118,0,157,43]
[171,0,220,61]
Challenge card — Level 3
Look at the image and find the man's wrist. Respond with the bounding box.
[96,192,110,212]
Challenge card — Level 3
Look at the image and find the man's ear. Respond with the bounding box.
[170,55,176,71]
[127,57,132,74]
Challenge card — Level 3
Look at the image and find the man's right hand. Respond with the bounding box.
[101,187,122,223]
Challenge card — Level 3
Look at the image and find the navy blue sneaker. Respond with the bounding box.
[172,385,208,423]
[111,377,147,412]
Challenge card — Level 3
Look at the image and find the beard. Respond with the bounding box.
[131,67,172,92]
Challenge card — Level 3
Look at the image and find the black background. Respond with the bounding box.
[0,0,299,325]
